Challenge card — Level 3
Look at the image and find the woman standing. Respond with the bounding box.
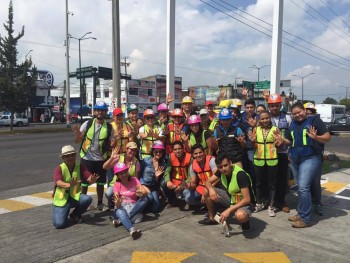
[282,102,330,228]
[139,140,166,213]
[112,163,149,239]
[163,108,185,155]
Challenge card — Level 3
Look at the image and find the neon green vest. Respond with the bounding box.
[189,130,208,153]
[209,119,218,133]
[108,154,138,186]
[53,163,81,207]
[141,125,158,158]
[254,126,278,167]
[221,165,253,205]
[80,119,110,160]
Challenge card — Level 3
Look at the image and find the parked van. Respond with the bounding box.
[315,104,346,124]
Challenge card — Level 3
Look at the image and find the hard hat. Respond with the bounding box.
[228,103,239,109]
[113,108,123,116]
[304,102,315,109]
[267,94,282,104]
[127,104,138,113]
[188,115,201,125]
[172,108,184,117]
[219,108,232,120]
[157,103,169,112]
[182,96,193,104]
[206,101,214,106]
[143,109,155,117]
[232,98,242,107]
[114,162,129,175]
[94,101,108,110]
[152,140,165,149]
[199,109,208,115]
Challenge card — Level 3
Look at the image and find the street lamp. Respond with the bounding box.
[250,64,270,82]
[339,86,350,100]
[234,77,243,98]
[69,32,97,123]
[292,73,315,103]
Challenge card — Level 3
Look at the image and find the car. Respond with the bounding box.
[327,115,350,134]
[0,114,29,127]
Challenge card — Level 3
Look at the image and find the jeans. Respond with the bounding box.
[290,154,321,224]
[145,190,160,213]
[114,197,148,231]
[105,186,114,208]
[52,194,92,229]
[183,189,202,206]
[161,179,177,205]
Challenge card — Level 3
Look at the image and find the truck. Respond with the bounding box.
[315,104,346,124]
[0,114,29,127]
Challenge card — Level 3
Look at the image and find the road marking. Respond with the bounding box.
[10,195,53,206]
[224,252,291,262]
[31,192,53,199]
[0,199,35,212]
[321,182,348,195]
[131,252,196,263]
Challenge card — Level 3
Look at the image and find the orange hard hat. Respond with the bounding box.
[267,94,282,104]
[172,108,184,117]
[143,109,155,117]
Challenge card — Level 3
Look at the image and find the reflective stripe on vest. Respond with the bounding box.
[108,154,138,186]
[189,131,209,154]
[80,119,110,160]
[254,126,278,166]
[53,162,81,207]
[166,123,184,154]
[221,165,253,205]
[290,116,316,158]
[169,152,192,186]
[192,155,214,195]
[141,125,158,157]
[111,122,131,154]
[209,119,218,133]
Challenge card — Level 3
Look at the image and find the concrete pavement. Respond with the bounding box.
[0,167,349,263]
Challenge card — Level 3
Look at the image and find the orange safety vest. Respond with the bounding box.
[192,155,214,195]
[166,123,184,154]
[169,152,192,186]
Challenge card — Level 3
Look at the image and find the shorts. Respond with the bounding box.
[80,159,106,185]
[213,187,254,217]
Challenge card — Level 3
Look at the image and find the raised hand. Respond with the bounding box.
[114,192,122,207]
[180,131,189,142]
[237,135,246,143]
[241,87,249,98]
[70,177,81,187]
[307,126,318,140]
[111,147,120,159]
[166,93,174,105]
[114,129,123,140]
[248,128,256,142]
[155,166,165,178]
[163,125,170,135]
[262,90,270,100]
[89,173,100,184]
[246,114,257,128]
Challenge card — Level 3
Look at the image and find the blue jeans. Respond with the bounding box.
[290,154,321,224]
[161,179,177,205]
[52,194,92,229]
[114,197,148,231]
[183,189,202,206]
[105,186,114,208]
[146,190,160,213]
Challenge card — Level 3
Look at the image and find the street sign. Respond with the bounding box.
[242,81,254,89]
[255,80,271,90]
[76,66,93,79]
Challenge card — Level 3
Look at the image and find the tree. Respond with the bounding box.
[322,97,337,104]
[339,98,350,110]
[0,0,37,130]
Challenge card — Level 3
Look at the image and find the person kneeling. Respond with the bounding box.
[198,154,255,232]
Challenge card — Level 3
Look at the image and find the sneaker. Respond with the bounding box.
[268,206,276,217]
[112,219,122,227]
[291,219,311,228]
[197,218,219,225]
[97,203,105,211]
[70,214,83,224]
[254,203,264,213]
[130,227,142,239]
[288,214,301,222]
[241,221,251,232]
[314,205,324,216]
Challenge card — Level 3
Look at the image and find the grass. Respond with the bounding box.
[322,159,350,174]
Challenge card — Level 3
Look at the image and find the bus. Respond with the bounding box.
[315,104,346,124]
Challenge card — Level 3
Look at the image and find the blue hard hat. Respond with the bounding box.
[94,101,108,110]
[219,108,232,120]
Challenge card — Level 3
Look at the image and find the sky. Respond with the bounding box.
[1,0,350,103]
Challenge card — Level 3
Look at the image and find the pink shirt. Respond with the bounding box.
[113,177,141,205]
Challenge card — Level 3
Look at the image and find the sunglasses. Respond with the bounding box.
[145,116,154,120]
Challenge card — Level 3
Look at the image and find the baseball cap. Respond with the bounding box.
[199,109,208,115]
[113,108,123,116]
[126,142,138,149]
[206,101,214,106]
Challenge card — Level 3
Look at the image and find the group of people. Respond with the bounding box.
[52,92,330,239]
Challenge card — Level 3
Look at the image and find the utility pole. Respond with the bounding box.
[112,0,121,107]
[121,56,130,104]
[65,0,71,127]
[166,0,176,110]
[340,86,350,100]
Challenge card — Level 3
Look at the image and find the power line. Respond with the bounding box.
[319,0,350,30]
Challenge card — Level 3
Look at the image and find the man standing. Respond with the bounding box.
[52,145,99,228]
[74,101,114,210]
[267,94,292,213]
[198,154,255,231]
[205,101,216,121]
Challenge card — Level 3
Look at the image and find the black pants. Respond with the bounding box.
[254,164,278,206]
[275,154,290,206]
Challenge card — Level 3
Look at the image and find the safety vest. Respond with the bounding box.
[169,152,192,186]
[254,126,278,166]
[209,118,218,133]
[80,119,111,160]
[192,155,214,195]
[215,125,243,162]
[108,154,138,186]
[53,162,81,207]
[290,115,322,159]
[141,125,159,158]
[271,113,289,152]
[165,123,184,154]
[221,165,253,205]
[189,131,209,155]
[111,122,131,154]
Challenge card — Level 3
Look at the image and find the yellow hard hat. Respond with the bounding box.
[232,98,242,107]
[182,96,193,104]
[304,102,315,110]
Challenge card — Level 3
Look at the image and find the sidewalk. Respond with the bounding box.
[0,168,349,263]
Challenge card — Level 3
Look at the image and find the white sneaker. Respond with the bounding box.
[268,206,276,217]
[254,203,264,213]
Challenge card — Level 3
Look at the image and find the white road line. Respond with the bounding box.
[0,208,12,214]
[10,195,52,206]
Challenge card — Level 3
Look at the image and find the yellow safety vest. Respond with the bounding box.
[111,122,131,154]
[141,125,159,159]
[254,126,278,166]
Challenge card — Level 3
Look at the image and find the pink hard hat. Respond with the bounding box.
[157,103,169,112]
[188,115,201,125]
[113,162,129,175]
[152,140,165,149]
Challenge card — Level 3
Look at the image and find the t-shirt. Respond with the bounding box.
[54,163,91,185]
[189,157,217,178]
[236,171,256,204]
[113,177,141,205]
